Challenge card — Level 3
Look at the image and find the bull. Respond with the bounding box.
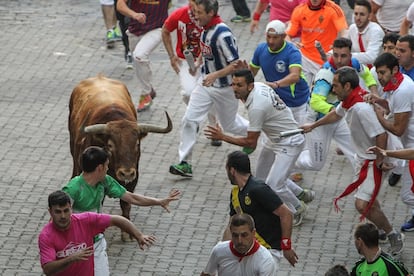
[68,75,172,239]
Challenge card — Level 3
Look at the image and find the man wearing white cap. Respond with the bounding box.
[250,20,310,126]
[250,20,312,189]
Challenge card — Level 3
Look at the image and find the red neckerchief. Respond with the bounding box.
[229,240,261,262]
[307,0,326,10]
[383,72,404,92]
[341,86,367,109]
[410,160,414,193]
[334,160,382,221]
[203,15,223,30]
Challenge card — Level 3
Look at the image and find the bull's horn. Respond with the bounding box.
[83,124,108,134]
[137,111,172,133]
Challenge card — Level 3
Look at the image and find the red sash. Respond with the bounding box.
[334,160,383,221]
[410,160,414,193]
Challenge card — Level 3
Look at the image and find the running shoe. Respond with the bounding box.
[169,161,193,177]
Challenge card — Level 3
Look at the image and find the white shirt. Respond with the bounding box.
[407,2,414,35]
[245,82,303,148]
[386,75,414,147]
[372,0,412,32]
[348,22,384,65]
[202,241,277,276]
[336,102,385,160]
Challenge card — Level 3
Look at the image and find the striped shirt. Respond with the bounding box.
[200,23,239,88]
[128,0,169,37]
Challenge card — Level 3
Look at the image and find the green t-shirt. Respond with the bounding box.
[63,174,127,213]
[351,251,411,276]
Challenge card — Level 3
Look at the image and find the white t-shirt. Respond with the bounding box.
[245,82,303,147]
[336,102,385,160]
[202,241,277,276]
[372,0,412,32]
[348,22,384,65]
[386,75,414,147]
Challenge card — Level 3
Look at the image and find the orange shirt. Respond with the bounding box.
[286,1,348,65]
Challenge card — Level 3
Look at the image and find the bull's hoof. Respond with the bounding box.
[121,231,134,242]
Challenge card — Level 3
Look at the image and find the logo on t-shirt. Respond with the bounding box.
[244,195,251,205]
[56,242,87,258]
[275,60,286,73]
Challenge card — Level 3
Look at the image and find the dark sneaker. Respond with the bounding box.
[298,189,315,203]
[210,139,222,147]
[388,232,404,256]
[401,217,414,232]
[126,51,133,69]
[388,173,401,187]
[169,161,193,177]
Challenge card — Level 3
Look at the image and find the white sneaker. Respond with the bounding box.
[293,201,307,227]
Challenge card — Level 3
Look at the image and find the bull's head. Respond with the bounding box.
[83,111,172,183]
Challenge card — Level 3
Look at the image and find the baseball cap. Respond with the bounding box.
[265,20,286,35]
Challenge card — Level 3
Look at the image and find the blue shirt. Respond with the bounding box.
[250,41,309,107]
[400,66,414,80]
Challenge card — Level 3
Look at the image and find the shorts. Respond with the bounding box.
[100,0,115,6]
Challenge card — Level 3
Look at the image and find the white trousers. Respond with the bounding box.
[400,163,414,208]
[301,55,322,88]
[289,102,309,125]
[296,118,356,172]
[178,84,248,162]
[255,135,305,212]
[179,61,217,126]
[127,28,162,94]
[94,237,109,276]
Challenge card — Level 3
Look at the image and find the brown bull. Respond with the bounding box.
[68,75,172,225]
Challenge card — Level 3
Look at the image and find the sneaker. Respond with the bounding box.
[335,147,344,155]
[136,89,156,112]
[230,15,251,23]
[242,147,255,155]
[401,217,414,232]
[126,52,133,69]
[242,16,251,22]
[113,26,122,41]
[378,230,388,244]
[169,161,193,177]
[388,173,401,187]
[298,189,315,204]
[210,139,222,147]
[290,172,303,183]
[388,232,404,256]
[230,15,244,23]
[293,201,307,227]
[137,94,153,112]
[106,30,116,49]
